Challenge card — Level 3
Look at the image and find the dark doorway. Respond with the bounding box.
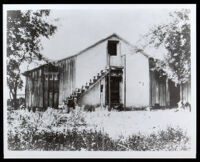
[106,76,121,106]
[169,80,180,107]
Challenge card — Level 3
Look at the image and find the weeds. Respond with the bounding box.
[7,108,191,151]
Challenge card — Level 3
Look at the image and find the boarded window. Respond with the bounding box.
[108,40,118,56]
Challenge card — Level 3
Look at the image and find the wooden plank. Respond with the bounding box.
[161,82,165,106]
[149,71,152,106]
[163,82,166,106]
[159,82,161,106]
[57,58,76,105]
[31,77,33,107]
[25,77,29,107]
[49,92,53,107]
[42,67,45,108]
[28,77,32,107]
[166,78,170,106]
[44,73,48,108]
[39,76,43,107]
[58,63,63,104]
[54,92,58,108]
[151,72,156,106]
[36,70,39,107]
[38,69,42,107]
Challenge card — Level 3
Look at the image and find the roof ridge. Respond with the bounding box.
[23,33,150,74]
[56,33,128,63]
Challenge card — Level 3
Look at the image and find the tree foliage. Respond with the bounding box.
[7,10,57,108]
[144,9,191,84]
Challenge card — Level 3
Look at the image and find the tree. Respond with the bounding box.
[7,10,57,109]
[142,9,191,85]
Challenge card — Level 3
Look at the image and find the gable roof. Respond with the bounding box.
[56,33,148,63]
[22,33,149,75]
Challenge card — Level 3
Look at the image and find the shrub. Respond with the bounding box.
[84,105,95,112]
[7,108,191,151]
[121,127,190,151]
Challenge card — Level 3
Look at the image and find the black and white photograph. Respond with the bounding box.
[3,4,196,158]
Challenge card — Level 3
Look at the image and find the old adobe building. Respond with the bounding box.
[22,33,191,109]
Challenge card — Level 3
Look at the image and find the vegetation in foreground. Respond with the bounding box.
[7,108,191,151]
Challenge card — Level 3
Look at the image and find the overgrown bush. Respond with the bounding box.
[7,108,190,151]
[84,105,95,112]
[120,127,190,151]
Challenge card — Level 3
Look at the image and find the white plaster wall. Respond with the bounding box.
[126,53,150,107]
[75,42,107,89]
[79,82,100,106]
[75,36,124,89]
[120,41,134,56]
[75,36,150,107]
[79,78,106,106]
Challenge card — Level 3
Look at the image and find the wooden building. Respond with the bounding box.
[23,33,189,109]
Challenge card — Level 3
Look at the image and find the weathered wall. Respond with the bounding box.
[25,65,59,108]
[126,53,150,107]
[75,36,125,89]
[78,77,106,106]
[58,57,76,105]
[180,81,191,103]
[25,68,44,108]
[76,37,150,108]
[25,76,32,107]
[150,70,170,107]
[75,41,107,89]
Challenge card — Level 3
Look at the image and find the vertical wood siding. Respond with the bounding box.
[43,69,49,108]
[24,64,59,108]
[58,57,76,105]
[180,81,191,103]
[150,70,169,107]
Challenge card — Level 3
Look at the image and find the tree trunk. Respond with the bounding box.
[12,86,18,109]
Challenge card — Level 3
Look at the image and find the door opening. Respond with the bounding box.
[169,80,180,107]
[106,76,121,107]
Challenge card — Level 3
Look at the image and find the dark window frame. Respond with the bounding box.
[108,40,119,56]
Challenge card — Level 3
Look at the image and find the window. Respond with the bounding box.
[108,40,118,56]
[54,74,58,80]
[49,74,53,80]
[45,74,48,81]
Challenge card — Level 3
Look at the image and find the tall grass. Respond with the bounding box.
[7,108,190,151]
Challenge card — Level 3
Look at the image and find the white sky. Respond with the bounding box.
[40,7,176,61]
